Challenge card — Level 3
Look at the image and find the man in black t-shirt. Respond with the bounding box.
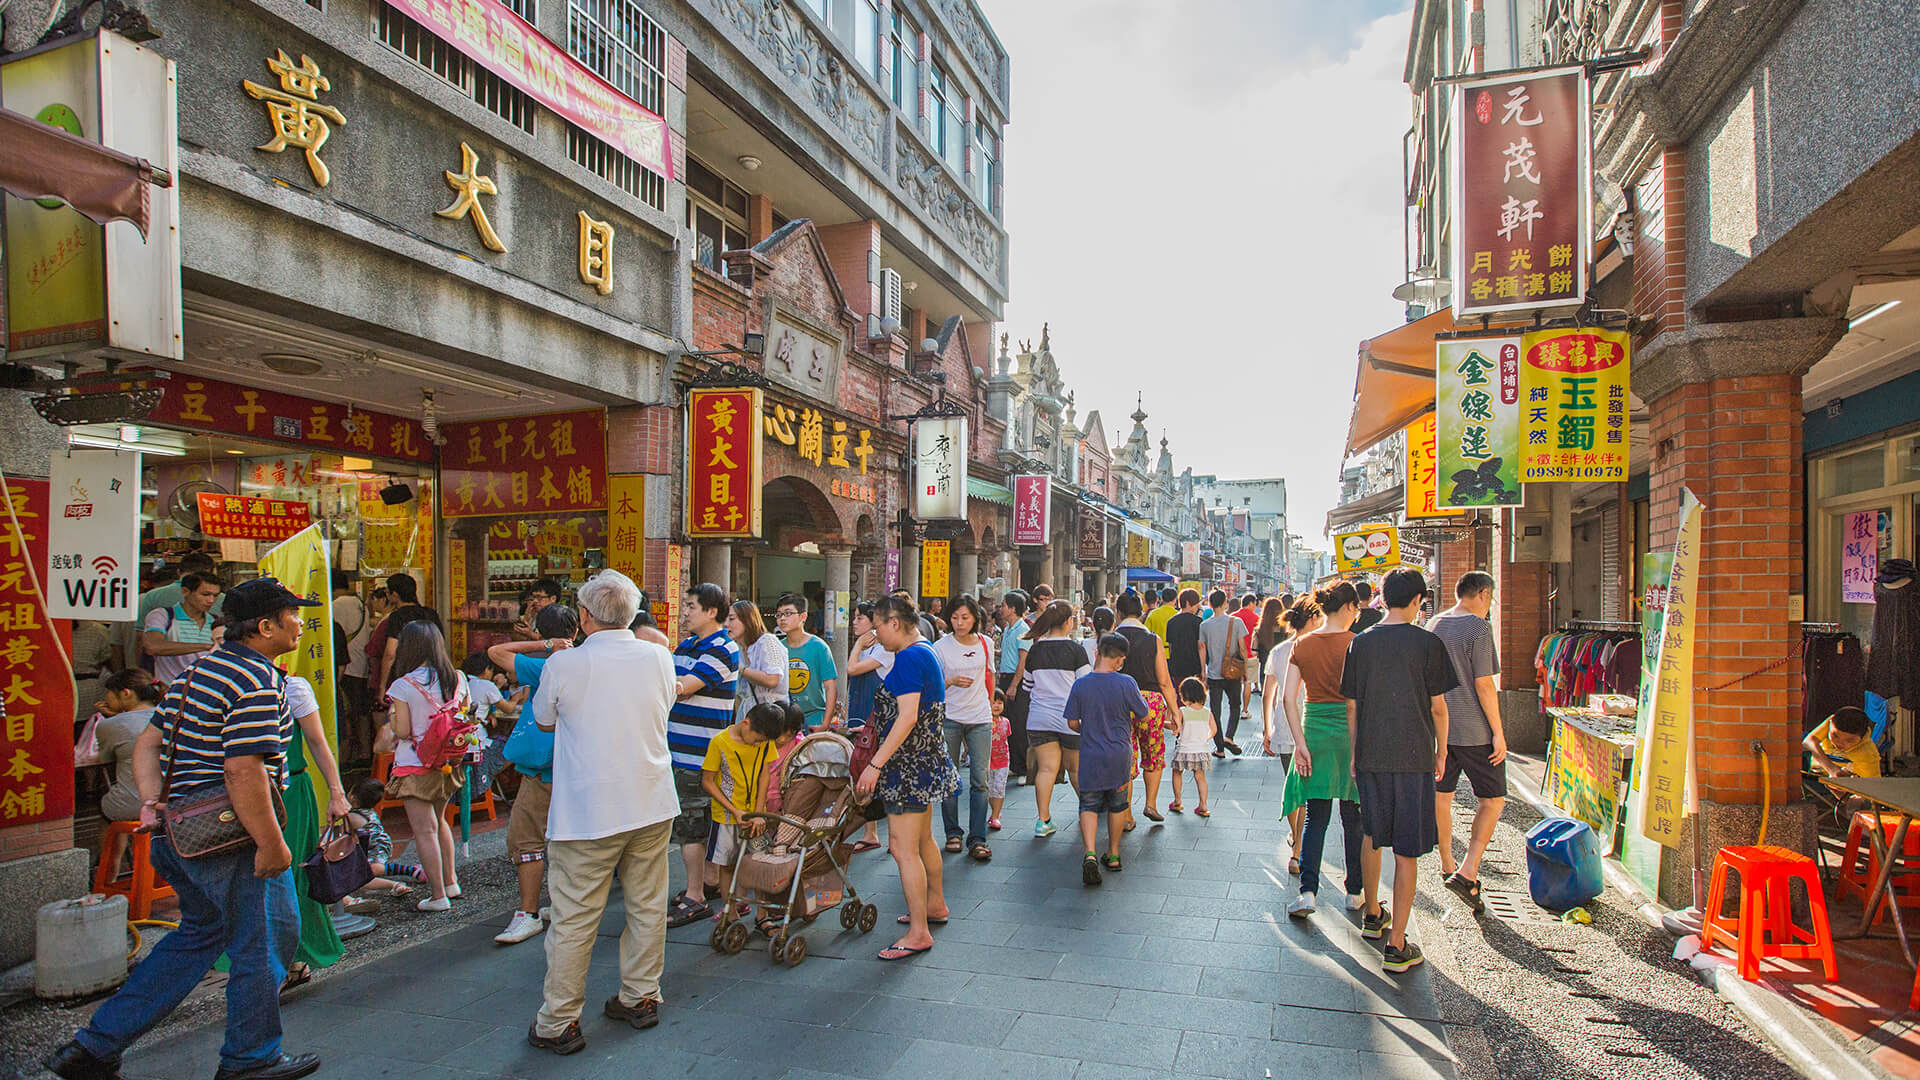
[1162,588,1205,686]
[1340,568,1457,975]
[1350,579,1384,634]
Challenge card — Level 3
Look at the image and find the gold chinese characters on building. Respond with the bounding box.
[437,141,505,252]
[764,401,873,475]
[578,211,613,295]
[241,50,346,187]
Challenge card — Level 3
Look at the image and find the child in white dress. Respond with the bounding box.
[1168,677,1218,817]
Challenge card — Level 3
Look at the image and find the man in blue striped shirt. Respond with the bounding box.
[665,582,740,927]
[50,578,325,1080]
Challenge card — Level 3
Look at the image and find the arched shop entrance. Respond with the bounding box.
[743,475,848,632]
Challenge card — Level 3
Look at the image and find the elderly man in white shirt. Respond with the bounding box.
[527,570,680,1056]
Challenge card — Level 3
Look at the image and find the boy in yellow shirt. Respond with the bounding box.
[702,713,774,919]
[1806,706,1880,778]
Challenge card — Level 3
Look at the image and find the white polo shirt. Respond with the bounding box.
[535,628,679,841]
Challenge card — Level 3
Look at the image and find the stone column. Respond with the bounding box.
[954,549,979,598]
[899,543,921,600]
[824,546,853,702]
[696,543,732,591]
[1634,316,1845,905]
[1091,569,1109,603]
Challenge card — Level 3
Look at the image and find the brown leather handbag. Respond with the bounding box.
[157,665,287,859]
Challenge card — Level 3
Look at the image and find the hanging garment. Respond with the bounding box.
[1801,632,1865,733]
[1867,560,1920,703]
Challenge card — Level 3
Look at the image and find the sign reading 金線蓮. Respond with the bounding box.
[1404,414,1448,519]
[1518,328,1630,483]
[1843,510,1878,604]
[1451,67,1590,317]
[685,390,763,539]
[1435,337,1523,508]
[912,416,968,521]
[1013,475,1050,546]
[1334,524,1400,574]
[48,450,139,620]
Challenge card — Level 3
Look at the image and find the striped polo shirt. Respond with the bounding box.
[669,629,739,772]
[149,640,289,798]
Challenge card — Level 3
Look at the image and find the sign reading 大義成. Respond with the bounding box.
[1518,328,1631,483]
[1333,524,1400,574]
[47,449,139,620]
[1077,513,1106,563]
[913,416,968,521]
[1013,475,1050,546]
[1435,337,1523,507]
[1451,67,1590,318]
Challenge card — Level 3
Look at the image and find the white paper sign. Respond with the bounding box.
[48,449,141,620]
[913,416,969,521]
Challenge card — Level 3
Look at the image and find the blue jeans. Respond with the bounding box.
[940,720,993,846]
[1298,798,1363,898]
[78,836,299,1071]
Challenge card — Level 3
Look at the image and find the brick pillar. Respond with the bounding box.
[1436,535,1478,598]
[607,404,676,601]
[746,194,775,245]
[815,220,880,332]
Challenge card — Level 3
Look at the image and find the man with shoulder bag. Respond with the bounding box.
[47,578,326,1080]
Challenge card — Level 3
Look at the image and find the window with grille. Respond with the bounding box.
[568,123,666,211]
[567,0,667,117]
[375,2,535,135]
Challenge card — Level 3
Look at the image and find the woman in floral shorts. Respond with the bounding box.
[1114,591,1180,822]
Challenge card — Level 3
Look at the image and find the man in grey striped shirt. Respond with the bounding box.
[49,578,326,1080]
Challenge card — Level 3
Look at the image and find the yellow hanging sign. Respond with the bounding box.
[1519,327,1631,483]
[1636,488,1703,848]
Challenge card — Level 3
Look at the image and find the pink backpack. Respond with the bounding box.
[407,679,478,771]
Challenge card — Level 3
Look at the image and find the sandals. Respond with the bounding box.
[1142,807,1164,823]
[878,943,932,961]
[1101,854,1123,872]
[945,836,964,854]
[1194,806,1212,818]
[279,963,311,999]
[969,843,993,862]
[896,913,950,925]
[1168,802,1184,813]
[666,892,712,928]
[755,916,782,937]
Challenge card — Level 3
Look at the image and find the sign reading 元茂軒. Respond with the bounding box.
[1435,336,1523,508]
[1334,524,1400,574]
[47,450,139,620]
[1518,327,1631,483]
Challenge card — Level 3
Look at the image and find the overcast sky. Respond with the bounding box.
[989,1,1415,551]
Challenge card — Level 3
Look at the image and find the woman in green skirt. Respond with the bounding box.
[1279,582,1373,919]
[279,673,351,991]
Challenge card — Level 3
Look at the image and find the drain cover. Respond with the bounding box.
[1483,890,1560,924]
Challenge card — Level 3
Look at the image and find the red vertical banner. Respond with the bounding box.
[0,478,75,827]
[686,389,763,539]
[1012,475,1050,546]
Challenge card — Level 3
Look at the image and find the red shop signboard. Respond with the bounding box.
[442,409,608,517]
[147,374,434,463]
[196,493,314,541]
[1450,67,1589,318]
[686,389,763,539]
[1012,475,1050,547]
[0,478,75,828]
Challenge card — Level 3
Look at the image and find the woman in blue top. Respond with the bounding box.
[488,603,579,946]
[856,595,959,962]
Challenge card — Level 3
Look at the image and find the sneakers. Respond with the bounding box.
[604,994,661,1029]
[527,1021,586,1056]
[1033,819,1056,838]
[212,1053,322,1080]
[1381,941,1425,973]
[1287,891,1317,918]
[416,896,452,913]
[1082,853,1102,887]
[1361,907,1393,940]
[495,910,547,945]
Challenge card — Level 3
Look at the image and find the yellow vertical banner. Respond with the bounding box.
[259,524,335,821]
[1404,413,1447,518]
[1636,488,1703,848]
[448,539,468,657]
[1518,327,1632,483]
[922,540,951,598]
[608,473,646,584]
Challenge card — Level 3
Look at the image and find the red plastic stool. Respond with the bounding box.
[370,753,405,816]
[444,773,498,825]
[1701,845,1838,982]
[1839,812,1920,918]
[94,821,175,920]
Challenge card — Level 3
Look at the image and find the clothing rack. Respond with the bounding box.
[1800,622,1845,635]
[1565,619,1640,632]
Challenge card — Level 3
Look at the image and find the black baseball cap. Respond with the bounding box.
[225,577,323,625]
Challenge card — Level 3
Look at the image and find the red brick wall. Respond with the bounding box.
[1495,522,1548,691]
[1632,148,1687,344]
[1,817,73,861]
[1646,374,1805,805]
[692,267,750,353]
[816,221,878,327]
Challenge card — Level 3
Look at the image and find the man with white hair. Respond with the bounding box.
[526,571,680,1056]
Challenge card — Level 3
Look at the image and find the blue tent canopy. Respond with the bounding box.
[1126,567,1175,583]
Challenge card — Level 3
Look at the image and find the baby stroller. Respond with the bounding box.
[710,730,879,966]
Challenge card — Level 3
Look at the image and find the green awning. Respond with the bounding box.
[967,477,1014,506]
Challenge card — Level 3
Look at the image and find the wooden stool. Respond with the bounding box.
[1702,845,1838,982]
[1839,812,1920,919]
[370,753,405,816]
[94,821,175,920]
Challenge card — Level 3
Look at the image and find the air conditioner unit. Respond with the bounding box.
[880,268,903,324]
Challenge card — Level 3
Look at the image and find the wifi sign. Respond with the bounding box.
[93,556,118,577]
[49,450,140,621]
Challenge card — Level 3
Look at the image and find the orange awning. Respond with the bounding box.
[1343,307,1461,458]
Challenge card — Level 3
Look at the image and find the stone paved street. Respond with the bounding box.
[95,752,1461,1080]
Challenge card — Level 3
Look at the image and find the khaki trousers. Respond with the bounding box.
[534,818,672,1036]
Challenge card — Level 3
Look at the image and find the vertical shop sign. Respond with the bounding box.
[607,473,646,585]
[258,525,335,820]
[0,478,76,826]
[912,416,968,521]
[1077,514,1105,563]
[1435,337,1523,508]
[1012,475,1050,546]
[48,449,139,620]
[444,409,608,517]
[1637,488,1703,848]
[922,540,950,599]
[1451,67,1590,317]
[1842,510,1878,604]
[1181,541,1202,577]
[1127,531,1152,568]
[1518,327,1631,483]
[884,548,901,593]
[448,538,468,656]
[657,543,684,632]
[685,390,762,539]
[1404,414,1447,519]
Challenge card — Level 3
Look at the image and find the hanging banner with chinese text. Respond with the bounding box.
[444,409,608,517]
[1181,541,1201,577]
[0,477,75,827]
[922,540,950,598]
[1435,336,1523,507]
[1519,328,1631,483]
[197,492,313,542]
[912,416,968,520]
[1636,488,1702,848]
[48,450,139,620]
[1126,530,1152,568]
[1077,513,1105,563]
[1012,475,1050,546]
[883,548,900,593]
[1451,66,1590,317]
[146,374,433,462]
[608,473,646,585]
[359,477,433,580]
[1334,524,1400,574]
[1404,414,1448,519]
[259,524,335,821]
[686,390,762,538]
[1843,510,1878,604]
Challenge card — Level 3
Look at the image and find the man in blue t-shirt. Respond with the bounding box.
[667,582,739,927]
[1064,633,1151,886]
[775,593,838,728]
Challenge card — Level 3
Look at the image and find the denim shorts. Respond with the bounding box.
[1077,787,1129,815]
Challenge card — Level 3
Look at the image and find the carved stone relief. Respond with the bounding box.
[713,0,885,163]
[895,135,1002,274]
[933,0,1002,95]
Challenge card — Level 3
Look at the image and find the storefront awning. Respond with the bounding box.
[1326,484,1406,534]
[966,477,1014,507]
[0,106,169,237]
[1126,567,1175,583]
[1344,307,1461,458]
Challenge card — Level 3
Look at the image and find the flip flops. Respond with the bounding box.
[850,840,881,854]
[896,913,950,925]
[878,943,932,961]
[1194,806,1212,818]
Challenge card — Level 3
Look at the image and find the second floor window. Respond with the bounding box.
[890,12,917,113]
[686,157,750,277]
[931,65,962,170]
[857,0,882,84]
[567,0,666,117]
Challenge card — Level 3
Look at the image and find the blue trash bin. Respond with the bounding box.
[1525,816,1603,912]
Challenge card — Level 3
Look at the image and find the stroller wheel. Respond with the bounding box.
[709,922,727,952]
[768,930,788,964]
[721,920,751,955]
[840,903,860,931]
[857,903,879,934]
[785,934,807,967]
